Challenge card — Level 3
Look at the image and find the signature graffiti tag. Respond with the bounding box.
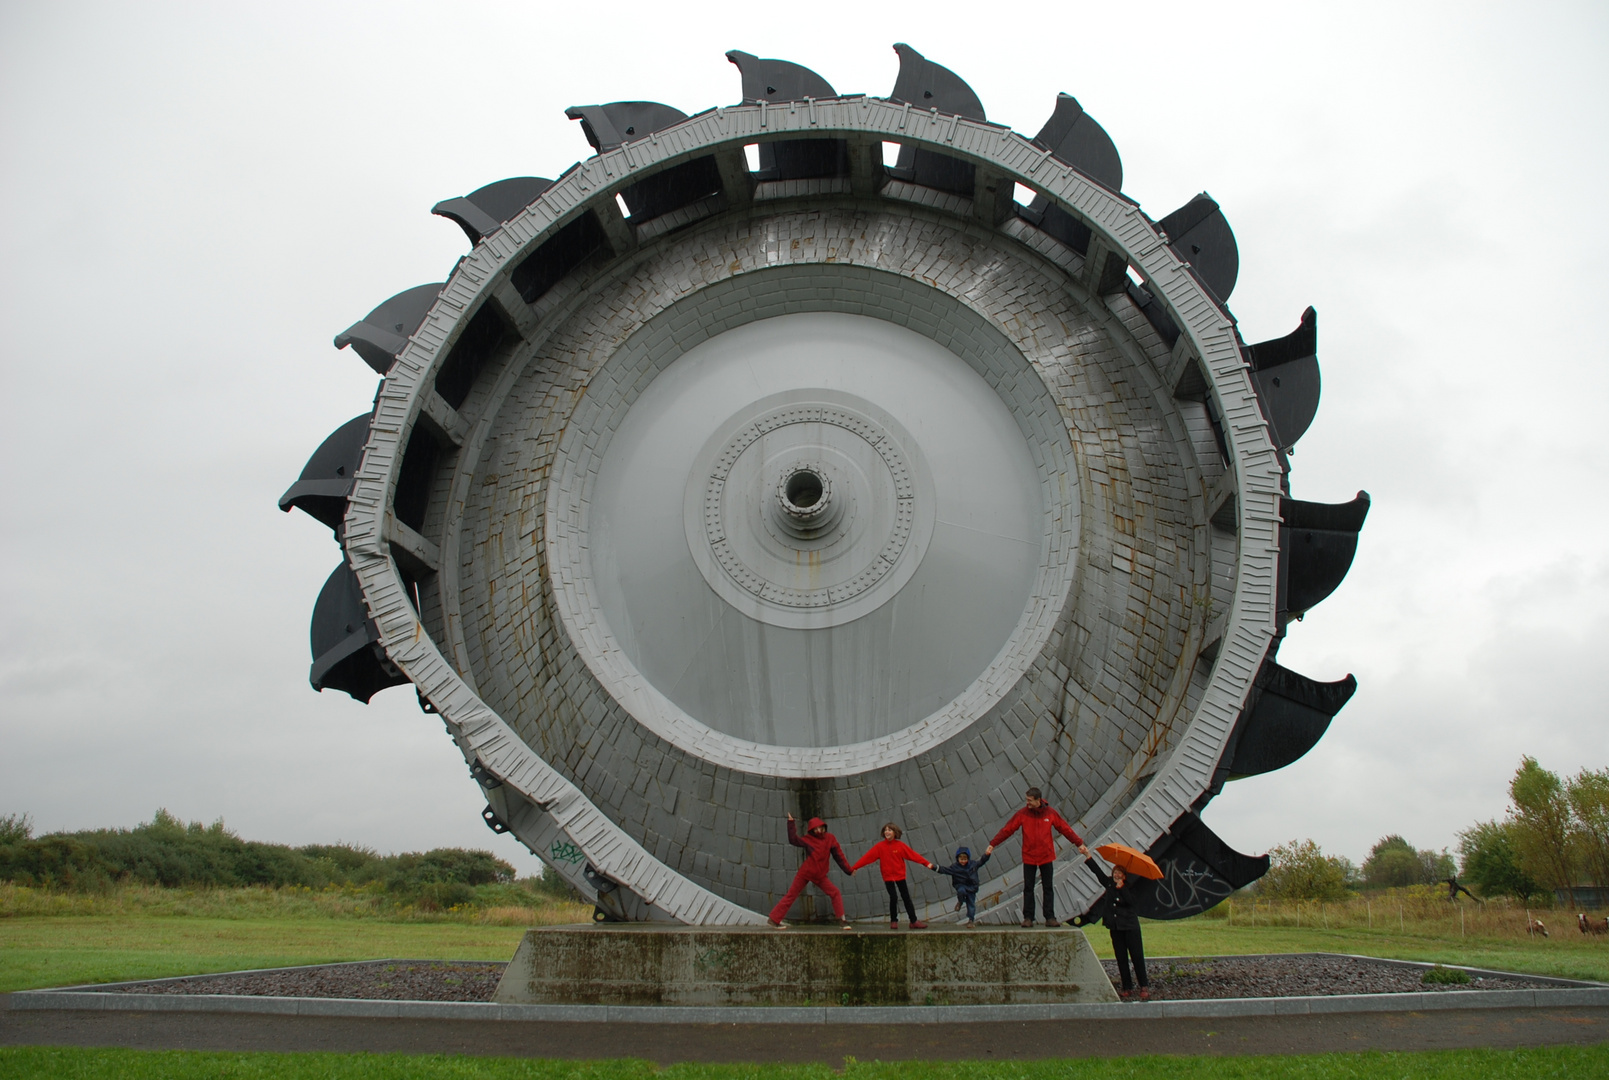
[550,840,585,865]
[1148,856,1233,917]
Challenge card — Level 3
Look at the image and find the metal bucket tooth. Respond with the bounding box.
[333,283,444,374]
[889,43,984,119]
[725,50,835,103]
[1030,93,1122,191]
[309,562,409,703]
[433,177,554,245]
[1075,813,1269,922]
[887,44,986,195]
[726,50,846,182]
[564,102,688,153]
[1015,94,1122,254]
[1281,491,1371,620]
[1245,307,1321,452]
[1222,660,1358,784]
[278,413,371,534]
[1158,193,1239,304]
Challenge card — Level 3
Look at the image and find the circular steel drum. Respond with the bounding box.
[282,46,1368,924]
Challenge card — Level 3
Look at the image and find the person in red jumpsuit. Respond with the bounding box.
[768,812,854,929]
[985,786,1089,927]
[852,822,936,929]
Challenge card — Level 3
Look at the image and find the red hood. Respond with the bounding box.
[806,817,827,833]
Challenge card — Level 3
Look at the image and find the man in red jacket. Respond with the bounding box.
[769,812,854,929]
[986,787,1089,927]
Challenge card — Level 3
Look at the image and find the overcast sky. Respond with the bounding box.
[2,1,1605,876]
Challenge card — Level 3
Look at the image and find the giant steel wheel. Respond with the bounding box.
[280,46,1368,924]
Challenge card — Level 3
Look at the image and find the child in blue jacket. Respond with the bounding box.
[934,846,992,926]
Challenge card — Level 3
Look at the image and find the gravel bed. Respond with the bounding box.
[1101,955,1561,1000]
[93,955,1563,1003]
[104,961,506,1002]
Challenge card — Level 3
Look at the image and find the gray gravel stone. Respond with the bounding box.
[94,954,1567,1004]
[1102,955,1560,1000]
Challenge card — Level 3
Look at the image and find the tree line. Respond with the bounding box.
[1257,757,1608,903]
[0,809,576,907]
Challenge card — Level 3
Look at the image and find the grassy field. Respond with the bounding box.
[1086,892,1609,983]
[3,883,1607,992]
[1085,918,1609,983]
[1,1047,1605,1078]
[0,883,589,993]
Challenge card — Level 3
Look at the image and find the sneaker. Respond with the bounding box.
[956,900,963,912]
[1139,988,1151,1002]
[840,923,854,930]
[890,921,899,929]
[769,919,789,929]
[1021,919,1034,928]
[910,920,928,929]
[1118,989,1132,1001]
[1045,919,1061,928]
[966,920,976,928]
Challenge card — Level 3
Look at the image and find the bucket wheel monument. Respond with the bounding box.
[281,45,1368,931]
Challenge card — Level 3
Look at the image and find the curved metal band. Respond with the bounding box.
[342,98,1281,923]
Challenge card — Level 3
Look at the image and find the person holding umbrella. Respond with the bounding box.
[1083,844,1162,1001]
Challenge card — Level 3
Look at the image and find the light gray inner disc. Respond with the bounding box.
[588,312,1044,748]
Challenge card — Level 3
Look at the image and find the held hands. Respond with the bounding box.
[984,844,994,856]
[1077,844,1089,857]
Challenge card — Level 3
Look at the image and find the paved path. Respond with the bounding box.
[3,996,1605,1061]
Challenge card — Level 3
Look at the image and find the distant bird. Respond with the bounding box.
[1577,913,1607,936]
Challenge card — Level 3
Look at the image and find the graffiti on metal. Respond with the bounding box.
[550,839,585,866]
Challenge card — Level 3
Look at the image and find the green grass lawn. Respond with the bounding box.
[0,915,537,993]
[1083,919,1609,984]
[5,911,1606,994]
[1,1047,1604,1079]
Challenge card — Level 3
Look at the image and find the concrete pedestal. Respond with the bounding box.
[493,925,1118,1007]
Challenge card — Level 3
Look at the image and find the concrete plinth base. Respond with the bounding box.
[493,924,1119,1007]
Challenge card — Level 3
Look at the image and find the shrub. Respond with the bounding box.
[1362,835,1456,889]
[1260,839,1353,901]
[1459,819,1543,901]
[415,882,476,911]
[0,811,516,899]
[0,814,32,845]
[1422,965,1471,985]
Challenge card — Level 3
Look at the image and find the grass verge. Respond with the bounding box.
[1083,919,1609,983]
[1,1047,1606,1078]
[0,916,539,993]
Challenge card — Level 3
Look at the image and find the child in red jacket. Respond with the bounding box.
[985,786,1089,927]
[852,823,935,929]
[769,812,854,929]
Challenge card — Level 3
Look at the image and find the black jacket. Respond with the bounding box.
[1084,859,1141,931]
[934,849,992,895]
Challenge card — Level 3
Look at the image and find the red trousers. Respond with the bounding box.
[770,867,845,922]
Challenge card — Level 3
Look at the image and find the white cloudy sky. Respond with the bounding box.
[1,2,1604,876]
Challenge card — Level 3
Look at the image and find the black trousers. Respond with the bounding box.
[885,879,918,922]
[1110,927,1148,989]
[1023,861,1055,921]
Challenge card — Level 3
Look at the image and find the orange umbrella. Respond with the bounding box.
[1095,844,1164,880]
